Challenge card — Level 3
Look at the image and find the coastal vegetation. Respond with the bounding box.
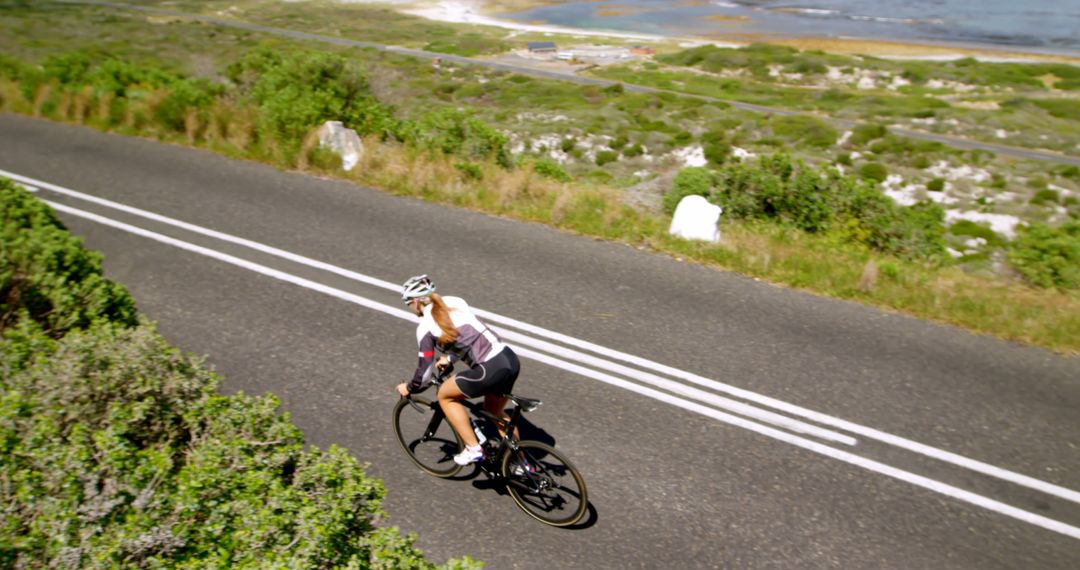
[0,178,480,568]
[1,0,1078,358]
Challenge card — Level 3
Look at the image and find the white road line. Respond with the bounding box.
[38,198,1080,540]
[1,170,851,444]
[4,170,1078,504]
[475,310,1080,506]
[37,198,847,443]
[493,328,856,445]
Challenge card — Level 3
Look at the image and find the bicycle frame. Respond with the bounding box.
[406,367,527,474]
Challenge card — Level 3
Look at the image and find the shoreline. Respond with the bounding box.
[361,0,1080,63]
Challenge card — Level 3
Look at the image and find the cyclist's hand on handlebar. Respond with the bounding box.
[395,382,411,397]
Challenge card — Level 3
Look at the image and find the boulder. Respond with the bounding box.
[668,194,722,243]
[317,121,363,171]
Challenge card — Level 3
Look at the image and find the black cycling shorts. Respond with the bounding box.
[454,347,520,399]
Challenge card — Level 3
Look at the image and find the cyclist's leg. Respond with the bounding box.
[484,348,521,439]
[483,395,518,440]
[437,377,479,447]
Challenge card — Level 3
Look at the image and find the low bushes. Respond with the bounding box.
[0,48,512,170]
[0,180,476,568]
[664,166,713,214]
[1008,220,1080,289]
[770,114,837,148]
[1,179,136,336]
[670,155,946,259]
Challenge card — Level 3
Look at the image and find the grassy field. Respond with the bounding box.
[2,0,1078,353]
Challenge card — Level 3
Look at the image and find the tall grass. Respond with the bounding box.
[3,75,1076,353]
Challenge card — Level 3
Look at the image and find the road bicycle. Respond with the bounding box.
[392,368,588,527]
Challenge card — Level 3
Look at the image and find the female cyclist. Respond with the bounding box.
[394,275,521,465]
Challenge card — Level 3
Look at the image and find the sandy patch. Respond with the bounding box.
[401,0,670,42]
[954,100,1001,110]
[769,37,1080,64]
[705,15,750,23]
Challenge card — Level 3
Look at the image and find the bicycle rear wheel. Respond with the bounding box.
[393,396,463,478]
[500,441,588,527]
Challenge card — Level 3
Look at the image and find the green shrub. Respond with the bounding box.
[1,179,136,336]
[1027,176,1049,189]
[1008,221,1080,289]
[949,219,1003,246]
[867,134,944,157]
[622,143,645,158]
[0,322,476,569]
[859,162,888,183]
[532,158,571,182]
[879,261,900,280]
[454,161,483,180]
[926,177,945,192]
[560,137,576,153]
[583,169,613,184]
[1031,188,1061,205]
[41,52,94,85]
[0,181,477,568]
[1030,98,1080,121]
[703,140,730,166]
[835,152,852,166]
[664,166,714,214]
[595,150,619,166]
[154,78,223,132]
[712,155,944,258]
[850,123,888,146]
[89,59,183,99]
[402,107,512,167]
[228,48,397,146]
[672,130,694,145]
[1055,165,1080,182]
[771,115,837,148]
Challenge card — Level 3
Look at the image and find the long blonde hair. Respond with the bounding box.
[429,293,459,345]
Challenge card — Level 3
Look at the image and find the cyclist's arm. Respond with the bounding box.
[407,332,437,393]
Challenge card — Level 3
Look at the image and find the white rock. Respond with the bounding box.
[887,75,911,91]
[731,146,755,160]
[673,145,707,167]
[317,121,363,171]
[669,195,722,243]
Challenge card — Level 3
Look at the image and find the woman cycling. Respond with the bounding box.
[394,275,521,465]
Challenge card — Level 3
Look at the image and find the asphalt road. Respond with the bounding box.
[2,114,1079,568]
[63,0,1080,168]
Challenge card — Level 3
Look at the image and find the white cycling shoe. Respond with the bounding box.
[453,445,484,466]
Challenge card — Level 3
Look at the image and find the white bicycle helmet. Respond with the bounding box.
[401,274,436,303]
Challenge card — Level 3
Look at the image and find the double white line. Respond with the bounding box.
[4,168,1079,540]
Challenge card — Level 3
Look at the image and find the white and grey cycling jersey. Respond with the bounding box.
[407,296,507,391]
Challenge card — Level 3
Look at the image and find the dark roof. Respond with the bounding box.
[527,41,557,50]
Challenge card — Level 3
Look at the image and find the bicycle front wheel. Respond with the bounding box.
[500,441,588,527]
[393,396,463,478]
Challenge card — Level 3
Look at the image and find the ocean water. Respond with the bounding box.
[502,0,1080,55]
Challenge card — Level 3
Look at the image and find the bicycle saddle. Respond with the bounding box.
[508,395,542,412]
